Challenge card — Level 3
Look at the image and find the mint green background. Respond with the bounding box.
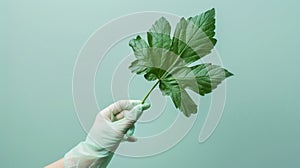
[1,0,299,167]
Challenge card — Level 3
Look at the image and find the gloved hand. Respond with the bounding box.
[64,100,150,168]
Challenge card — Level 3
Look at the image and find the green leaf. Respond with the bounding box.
[129,8,233,117]
[170,8,216,64]
[177,63,234,96]
[129,36,149,74]
[159,70,198,116]
[147,17,172,49]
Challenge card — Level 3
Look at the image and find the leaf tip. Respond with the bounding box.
[225,70,234,77]
[159,16,168,21]
[136,35,142,39]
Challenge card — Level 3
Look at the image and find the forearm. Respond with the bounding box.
[45,149,114,168]
[45,158,64,168]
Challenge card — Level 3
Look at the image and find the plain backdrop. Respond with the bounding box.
[1,0,299,167]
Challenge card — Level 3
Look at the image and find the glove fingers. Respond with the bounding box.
[113,103,150,133]
[141,102,151,110]
[101,100,141,119]
[114,111,124,120]
[112,102,150,121]
[112,116,134,134]
[124,103,150,121]
[123,134,138,142]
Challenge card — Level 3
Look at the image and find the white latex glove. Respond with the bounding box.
[64,100,150,168]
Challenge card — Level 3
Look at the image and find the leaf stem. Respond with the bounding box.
[141,80,160,104]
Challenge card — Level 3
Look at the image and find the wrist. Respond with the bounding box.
[64,141,114,168]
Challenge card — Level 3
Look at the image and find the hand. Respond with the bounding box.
[87,100,150,151]
[64,100,150,168]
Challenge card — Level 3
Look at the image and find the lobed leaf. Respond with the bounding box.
[128,8,233,117]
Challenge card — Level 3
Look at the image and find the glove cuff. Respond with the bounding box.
[64,141,114,168]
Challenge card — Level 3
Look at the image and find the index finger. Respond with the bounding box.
[101,100,141,118]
